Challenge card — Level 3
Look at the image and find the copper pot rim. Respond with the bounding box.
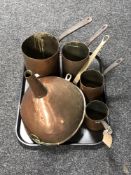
[62,41,90,62]
[30,84,86,146]
[22,32,60,61]
[80,69,104,89]
[85,100,109,123]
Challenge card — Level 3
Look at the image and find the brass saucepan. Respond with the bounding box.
[62,24,108,77]
[20,71,86,145]
[21,17,92,77]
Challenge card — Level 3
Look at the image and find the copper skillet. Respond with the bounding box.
[20,72,86,145]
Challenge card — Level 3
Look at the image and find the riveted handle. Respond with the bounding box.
[73,35,110,84]
[103,58,124,75]
[58,16,92,42]
[86,24,108,46]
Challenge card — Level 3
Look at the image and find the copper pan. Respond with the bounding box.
[21,17,92,77]
[84,100,113,148]
[20,71,86,145]
[62,24,108,77]
[73,35,110,84]
[80,58,124,101]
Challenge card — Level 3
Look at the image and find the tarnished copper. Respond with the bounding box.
[62,24,108,77]
[73,35,110,84]
[21,17,92,77]
[80,58,124,101]
[80,70,104,101]
[62,41,89,77]
[20,70,86,145]
[22,33,60,77]
[84,100,109,131]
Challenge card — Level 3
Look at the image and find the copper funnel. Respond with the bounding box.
[20,70,86,145]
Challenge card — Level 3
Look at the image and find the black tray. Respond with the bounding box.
[15,55,109,148]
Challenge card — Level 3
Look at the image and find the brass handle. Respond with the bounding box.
[103,58,124,75]
[58,16,92,42]
[86,24,108,46]
[73,35,110,84]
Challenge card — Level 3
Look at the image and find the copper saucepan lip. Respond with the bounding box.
[62,24,108,77]
[20,70,86,145]
[80,58,124,101]
[21,17,92,77]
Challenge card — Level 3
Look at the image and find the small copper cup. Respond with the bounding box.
[80,70,104,101]
[85,100,112,132]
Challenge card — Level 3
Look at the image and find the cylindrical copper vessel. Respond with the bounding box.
[62,42,89,77]
[20,70,86,145]
[62,24,108,77]
[21,17,92,77]
[84,100,109,131]
[22,33,60,77]
[80,70,104,101]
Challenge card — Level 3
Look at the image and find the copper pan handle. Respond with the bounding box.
[58,16,92,42]
[73,35,110,84]
[103,58,124,75]
[85,24,108,46]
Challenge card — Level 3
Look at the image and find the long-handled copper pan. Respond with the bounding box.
[62,24,108,76]
[73,35,110,84]
[21,17,92,77]
[80,58,124,101]
[20,71,86,145]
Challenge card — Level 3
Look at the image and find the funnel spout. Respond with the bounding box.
[25,70,47,98]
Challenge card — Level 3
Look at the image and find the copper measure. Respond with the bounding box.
[73,35,110,85]
[84,100,112,133]
[62,24,108,77]
[21,17,92,77]
[80,58,124,101]
[20,70,86,145]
